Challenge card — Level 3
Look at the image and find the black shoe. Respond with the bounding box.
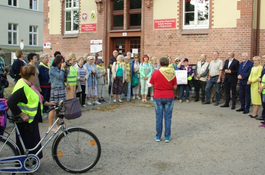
[231,106,235,110]
[194,99,199,102]
[243,110,249,114]
[220,104,229,107]
[236,108,245,112]
[214,102,219,106]
[255,116,264,120]
[202,101,210,104]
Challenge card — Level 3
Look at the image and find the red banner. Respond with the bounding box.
[81,23,97,32]
[154,19,176,29]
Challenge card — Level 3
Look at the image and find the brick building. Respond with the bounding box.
[43,0,265,65]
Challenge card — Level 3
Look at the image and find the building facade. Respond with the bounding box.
[0,0,43,65]
[43,0,265,65]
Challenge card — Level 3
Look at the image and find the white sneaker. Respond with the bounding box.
[87,101,92,105]
[94,100,101,105]
[118,99,122,103]
[132,95,135,99]
[150,97,153,101]
[82,104,88,107]
[113,100,117,103]
[136,96,141,100]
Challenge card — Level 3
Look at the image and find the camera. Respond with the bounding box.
[65,61,71,67]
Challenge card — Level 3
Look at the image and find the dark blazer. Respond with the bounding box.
[223,58,239,83]
[237,60,253,85]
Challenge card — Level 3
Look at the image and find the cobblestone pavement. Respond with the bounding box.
[4,96,265,175]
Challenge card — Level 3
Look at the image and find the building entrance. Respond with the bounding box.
[111,37,141,57]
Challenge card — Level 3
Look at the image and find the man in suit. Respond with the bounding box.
[221,52,239,109]
[236,53,253,114]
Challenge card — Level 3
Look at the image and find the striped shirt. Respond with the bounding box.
[79,66,86,86]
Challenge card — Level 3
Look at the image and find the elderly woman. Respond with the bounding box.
[13,50,27,82]
[75,56,89,107]
[96,59,107,103]
[48,55,66,131]
[66,52,77,99]
[28,53,41,92]
[150,57,177,143]
[38,54,51,113]
[150,56,160,101]
[121,56,132,101]
[131,54,141,100]
[85,56,101,105]
[247,56,263,118]
[139,55,153,102]
[177,58,194,103]
[7,65,55,158]
[112,55,127,103]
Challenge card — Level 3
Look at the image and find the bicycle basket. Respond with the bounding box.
[63,98,82,120]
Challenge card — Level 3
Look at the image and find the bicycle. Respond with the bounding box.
[0,101,101,174]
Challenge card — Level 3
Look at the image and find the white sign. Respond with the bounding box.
[132,49,138,54]
[90,40,102,53]
[122,32,127,36]
[43,41,51,49]
[175,70,187,85]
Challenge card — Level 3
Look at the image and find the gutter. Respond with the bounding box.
[256,0,260,56]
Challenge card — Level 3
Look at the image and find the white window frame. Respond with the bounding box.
[29,0,37,10]
[64,0,79,34]
[8,0,17,7]
[183,0,209,29]
[29,26,37,46]
[8,23,18,45]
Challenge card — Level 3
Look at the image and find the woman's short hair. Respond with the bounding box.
[77,56,84,62]
[27,53,37,62]
[142,55,149,62]
[124,56,130,60]
[200,54,207,59]
[20,64,36,80]
[40,53,48,60]
[16,50,23,58]
[84,53,89,61]
[68,52,76,60]
[54,51,61,58]
[117,55,124,61]
[159,57,169,66]
[0,51,5,57]
[253,56,261,64]
[52,55,65,67]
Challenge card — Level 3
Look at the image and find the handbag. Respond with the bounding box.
[131,72,139,87]
[63,98,82,120]
[0,74,9,89]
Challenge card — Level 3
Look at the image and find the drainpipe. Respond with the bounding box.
[256,0,260,56]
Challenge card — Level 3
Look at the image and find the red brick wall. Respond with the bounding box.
[260,29,265,55]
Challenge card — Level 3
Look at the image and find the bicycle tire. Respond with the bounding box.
[0,137,20,175]
[52,127,101,173]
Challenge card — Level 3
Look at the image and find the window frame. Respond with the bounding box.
[8,0,17,7]
[29,26,37,46]
[29,0,37,10]
[8,23,18,45]
[64,0,79,34]
[182,0,209,29]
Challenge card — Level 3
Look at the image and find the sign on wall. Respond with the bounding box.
[90,40,102,53]
[43,41,51,48]
[154,19,176,29]
[81,23,97,32]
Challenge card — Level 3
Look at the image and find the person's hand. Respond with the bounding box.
[49,101,56,106]
[238,75,242,80]
[92,70,96,74]
[258,77,261,82]
[217,78,221,83]
[225,69,231,73]
[144,76,148,80]
[21,114,29,122]
[113,77,116,80]
[247,81,251,85]
[207,77,210,81]
[191,73,194,77]
[61,62,66,69]
[134,69,138,73]
[2,71,6,76]
[67,85,71,90]
[196,75,201,79]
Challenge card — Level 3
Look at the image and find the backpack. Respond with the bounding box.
[0,99,8,135]
[9,60,17,79]
[131,72,139,87]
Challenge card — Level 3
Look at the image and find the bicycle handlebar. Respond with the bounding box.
[47,100,64,113]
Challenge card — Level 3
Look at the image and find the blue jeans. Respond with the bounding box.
[205,76,220,103]
[153,98,174,139]
[179,85,190,100]
[121,82,131,100]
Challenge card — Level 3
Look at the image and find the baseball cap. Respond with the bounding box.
[184,58,189,62]
[97,59,104,64]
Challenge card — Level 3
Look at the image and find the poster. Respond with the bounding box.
[90,40,102,53]
[154,19,176,29]
[81,23,97,32]
[175,70,187,85]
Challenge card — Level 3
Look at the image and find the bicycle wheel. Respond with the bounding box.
[0,137,20,175]
[52,127,101,173]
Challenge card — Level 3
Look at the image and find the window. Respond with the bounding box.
[8,0,17,6]
[29,0,37,10]
[65,0,79,33]
[112,0,142,30]
[183,0,209,29]
[8,24,17,45]
[29,26,37,45]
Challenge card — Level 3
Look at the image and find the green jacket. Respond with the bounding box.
[139,62,153,79]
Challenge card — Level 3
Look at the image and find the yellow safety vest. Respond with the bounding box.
[12,79,42,123]
[262,74,265,94]
[67,66,77,86]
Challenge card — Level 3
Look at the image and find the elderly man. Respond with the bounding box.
[236,53,253,114]
[203,51,223,105]
[194,54,209,103]
[109,50,118,69]
[220,52,239,109]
